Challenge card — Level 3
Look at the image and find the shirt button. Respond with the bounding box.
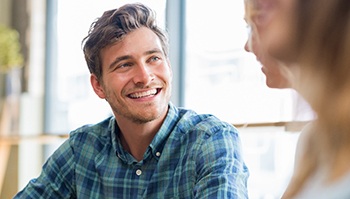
[136,169,142,176]
[156,152,161,157]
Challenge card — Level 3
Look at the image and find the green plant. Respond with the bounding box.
[0,24,23,73]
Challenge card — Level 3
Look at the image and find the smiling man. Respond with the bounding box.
[14,3,249,198]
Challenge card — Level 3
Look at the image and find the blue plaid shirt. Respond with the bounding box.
[14,103,249,198]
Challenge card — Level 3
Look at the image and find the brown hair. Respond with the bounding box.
[82,3,169,80]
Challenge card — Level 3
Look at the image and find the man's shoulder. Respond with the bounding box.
[68,116,114,145]
[176,107,238,137]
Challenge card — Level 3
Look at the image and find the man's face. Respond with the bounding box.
[91,27,172,124]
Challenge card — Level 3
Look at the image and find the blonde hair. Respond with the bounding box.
[283,0,350,197]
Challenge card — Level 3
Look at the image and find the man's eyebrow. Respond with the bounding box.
[144,48,163,56]
[108,49,163,69]
[108,55,131,69]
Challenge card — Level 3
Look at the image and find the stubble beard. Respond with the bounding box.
[109,97,168,124]
[106,82,171,124]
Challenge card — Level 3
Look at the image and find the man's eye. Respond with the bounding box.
[119,63,132,68]
[150,56,160,62]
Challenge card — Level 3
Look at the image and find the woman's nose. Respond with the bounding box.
[244,40,251,52]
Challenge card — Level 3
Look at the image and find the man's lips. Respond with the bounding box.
[128,88,161,99]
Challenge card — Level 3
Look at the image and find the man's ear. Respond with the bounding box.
[90,74,106,99]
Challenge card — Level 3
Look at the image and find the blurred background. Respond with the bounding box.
[0,0,313,198]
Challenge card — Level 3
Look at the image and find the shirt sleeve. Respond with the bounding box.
[13,138,76,199]
[194,124,249,199]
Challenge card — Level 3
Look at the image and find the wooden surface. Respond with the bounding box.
[0,134,69,145]
[234,121,310,132]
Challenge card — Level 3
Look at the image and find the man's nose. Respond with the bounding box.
[133,63,154,85]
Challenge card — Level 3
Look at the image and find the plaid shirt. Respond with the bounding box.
[14,103,249,198]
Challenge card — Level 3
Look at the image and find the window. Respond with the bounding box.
[185,0,296,124]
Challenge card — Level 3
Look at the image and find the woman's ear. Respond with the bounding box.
[90,74,106,99]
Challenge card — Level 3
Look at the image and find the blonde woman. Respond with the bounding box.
[245,0,350,198]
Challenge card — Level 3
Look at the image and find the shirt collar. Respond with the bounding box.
[110,102,180,163]
[149,102,179,160]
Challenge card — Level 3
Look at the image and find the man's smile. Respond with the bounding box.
[128,88,161,99]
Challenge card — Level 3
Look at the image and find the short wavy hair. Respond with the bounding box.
[82,3,169,80]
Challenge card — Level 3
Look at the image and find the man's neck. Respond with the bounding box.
[116,116,165,162]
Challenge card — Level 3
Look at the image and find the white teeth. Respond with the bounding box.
[129,89,157,98]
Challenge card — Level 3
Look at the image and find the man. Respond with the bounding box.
[14,3,249,198]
